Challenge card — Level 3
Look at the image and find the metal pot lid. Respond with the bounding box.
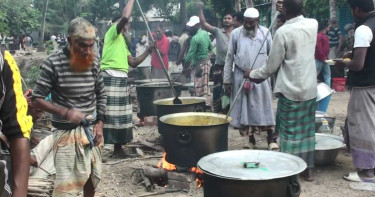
[315,133,345,151]
[137,82,182,87]
[198,150,307,181]
[153,97,206,105]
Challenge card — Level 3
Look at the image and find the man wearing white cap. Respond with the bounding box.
[223,7,277,150]
[245,0,318,181]
[184,16,213,109]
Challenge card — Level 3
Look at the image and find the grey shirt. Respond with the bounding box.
[250,16,318,101]
[212,27,231,65]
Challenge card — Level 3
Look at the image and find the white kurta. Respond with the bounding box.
[223,26,275,128]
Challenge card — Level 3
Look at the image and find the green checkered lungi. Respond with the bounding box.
[276,96,316,168]
[102,72,133,144]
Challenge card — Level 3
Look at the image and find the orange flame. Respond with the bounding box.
[157,152,176,171]
[157,152,203,188]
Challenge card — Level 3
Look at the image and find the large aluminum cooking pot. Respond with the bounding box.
[198,150,306,197]
[315,133,345,166]
[317,82,334,101]
[153,97,206,134]
[159,112,231,167]
[136,82,182,117]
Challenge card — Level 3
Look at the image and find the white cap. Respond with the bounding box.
[244,8,259,18]
[186,16,200,27]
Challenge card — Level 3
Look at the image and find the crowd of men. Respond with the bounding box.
[0,0,374,196]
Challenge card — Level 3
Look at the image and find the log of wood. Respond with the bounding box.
[140,171,153,191]
[139,140,163,151]
[142,167,168,180]
[103,155,162,165]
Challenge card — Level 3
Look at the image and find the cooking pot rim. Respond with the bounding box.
[137,82,182,87]
[159,112,232,126]
[153,97,206,105]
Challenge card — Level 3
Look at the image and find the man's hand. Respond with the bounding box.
[0,133,10,149]
[93,120,104,146]
[244,68,253,79]
[147,41,156,53]
[224,84,232,94]
[343,51,352,59]
[276,0,283,12]
[197,1,204,9]
[66,109,85,125]
[333,59,348,69]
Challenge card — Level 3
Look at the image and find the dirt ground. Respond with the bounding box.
[93,90,375,197]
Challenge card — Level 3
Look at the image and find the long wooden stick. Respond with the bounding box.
[137,189,182,197]
[104,155,163,165]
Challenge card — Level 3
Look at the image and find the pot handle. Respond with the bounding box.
[178,130,193,145]
[194,105,203,112]
[287,176,301,197]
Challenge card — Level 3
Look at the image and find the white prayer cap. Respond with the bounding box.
[186,16,200,27]
[244,8,259,18]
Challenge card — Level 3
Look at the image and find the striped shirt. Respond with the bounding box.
[33,47,106,124]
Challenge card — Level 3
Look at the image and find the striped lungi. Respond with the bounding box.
[194,59,212,107]
[52,126,102,196]
[276,96,316,168]
[103,73,133,144]
[347,86,375,169]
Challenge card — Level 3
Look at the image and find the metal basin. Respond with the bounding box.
[315,133,345,166]
[153,97,206,134]
[136,82,182,117]
[159,112,231,167]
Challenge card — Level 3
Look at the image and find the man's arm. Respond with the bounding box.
[198,2,214,33]
[129,43,154,68]
[249,32,285,82]
[176,40,188,65]
[116,0,135,34]
[223,32,236,84]
[335,47,367,71]
[1,51,33,196]
[93,66,106,146]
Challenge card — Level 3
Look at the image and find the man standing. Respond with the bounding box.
[0,48,33,196]
[32,18,106,196]
[246,0,318,181]
[151,25,169,79]
[101,0,154,157]
[315,23,331,86]
[338,23,355,57]
[232,12,244,28]
[136,35,151,80]
[168,36,181,74]
[327,18,342,59]
[198,2,233,113]
[223,8,276,150]
[184,16,213,109]
[335,0,375,182]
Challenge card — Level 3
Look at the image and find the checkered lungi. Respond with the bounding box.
[102,73,133,144]
[194,59,212,107]
[276,96,316,168]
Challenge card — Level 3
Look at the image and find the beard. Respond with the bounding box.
[69,47,94,72]
[243,27,257,38]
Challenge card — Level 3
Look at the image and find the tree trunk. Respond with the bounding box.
[38,0,49,52]
[180,0,187,28]
[235,0,241,12]
[329,0,337,19]
[245,0,254,8]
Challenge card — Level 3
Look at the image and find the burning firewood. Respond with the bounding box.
[27,177,53,197]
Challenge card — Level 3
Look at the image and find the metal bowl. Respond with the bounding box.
[317,82,334,101]
[315,133,345,166]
